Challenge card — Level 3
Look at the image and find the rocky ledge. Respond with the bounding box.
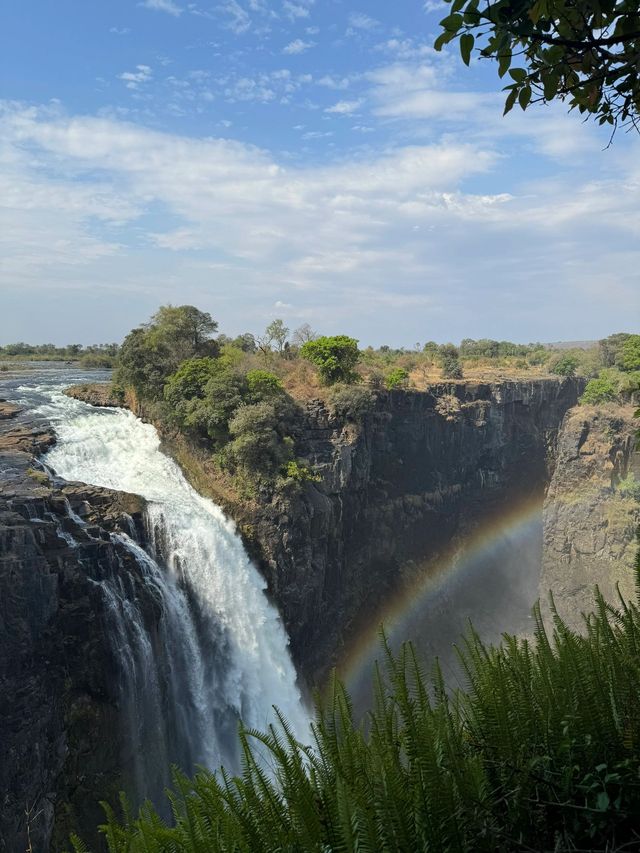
[64,383,123,408]
[0,403,147,852]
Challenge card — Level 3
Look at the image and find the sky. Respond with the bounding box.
[1,1,638,347]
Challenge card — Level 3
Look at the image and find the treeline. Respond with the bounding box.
[72,566,640,852]
[0,342,119,367]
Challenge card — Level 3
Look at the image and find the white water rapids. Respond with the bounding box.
[19,381,308,804]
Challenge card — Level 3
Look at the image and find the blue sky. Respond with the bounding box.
[1,0,638,346]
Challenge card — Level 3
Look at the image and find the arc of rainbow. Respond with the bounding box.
[337,493,545,693]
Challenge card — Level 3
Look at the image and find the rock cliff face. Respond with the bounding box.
[0,403,147,852]
[541,405,640,628]
[245,379,583,681]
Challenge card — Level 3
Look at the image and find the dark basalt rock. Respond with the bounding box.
[0,408,147,853]
[541,405,640,628]
[248,379,585,682]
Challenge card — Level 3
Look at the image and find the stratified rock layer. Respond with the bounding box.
[541,405,640,628]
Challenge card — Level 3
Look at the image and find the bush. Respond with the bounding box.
[79,353,115,369]
[283,460,321,483]
[617,474,640,501]
[227,401,292,478]
[75,572,640,853]
[441,355,463,379]
[329,385,375,421]
[300,336,360,385]
[618,335,640,372]
[164,358,220,408]
[245,369,283,401]
[550,353,579,377]
[384,367,409,389]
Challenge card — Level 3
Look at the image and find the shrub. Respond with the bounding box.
[283,460,321,483]
[617,474,640,501]
[385,367,409,390]
[245,369,283,401]
[75,572,640,853]
[79,353,115,369]
[164,358,220,408]
[580,375,619,405]
[617,335,640,372]
[441,355,463,379]
[300,336,360,385]
[550,353,579,377]
[329,385,374,421]
[227,402,293,479]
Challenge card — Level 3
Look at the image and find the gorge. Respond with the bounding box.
[1,369,638,852]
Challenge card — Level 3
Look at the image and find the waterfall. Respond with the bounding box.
[35,389,308,805]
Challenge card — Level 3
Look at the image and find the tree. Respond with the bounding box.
[292,323,318,346]
[116,327,171,399]
[550,353,579,377]
[385,367,410,389]
[147,305,218,367]
[246,369,284,401]
[600,332,631,366]
[164,358,219,408]
[435,0,640,131]
[617,334,640,371]
[300,336,361,385]
[258,319,289,356]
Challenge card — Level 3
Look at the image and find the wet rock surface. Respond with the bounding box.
[0,405,146,852]
[64,383,123,408]
[541,405,640,628]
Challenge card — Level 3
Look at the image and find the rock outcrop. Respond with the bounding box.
[541,405,640,628]
[0,405,147,852]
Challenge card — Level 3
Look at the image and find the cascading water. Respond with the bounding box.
[15,378,308,807]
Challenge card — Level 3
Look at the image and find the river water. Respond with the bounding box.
[2,368,308,804]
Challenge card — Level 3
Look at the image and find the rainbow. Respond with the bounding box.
[337,493,545,695]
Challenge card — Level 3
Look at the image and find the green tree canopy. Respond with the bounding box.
[618,334,640,371]
[300,335,361,385]
[550,352,579,377]
[436,0,640,129]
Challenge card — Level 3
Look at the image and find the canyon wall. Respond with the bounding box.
[541,404,640,627]
[0,403,147,852]
[240,379,584,681]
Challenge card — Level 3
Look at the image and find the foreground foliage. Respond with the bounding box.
[72,571,640,852]
[436,0,640,131]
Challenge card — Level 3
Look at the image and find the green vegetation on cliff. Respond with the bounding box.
[580,336,640,405]
[73,565,640,853]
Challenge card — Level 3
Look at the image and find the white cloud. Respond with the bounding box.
[140,0,183,15]
[317,74,352,90]
[325,99,362,115]
[282,1,310,20]
[218,0,251,33]
[283,38,313,54]
[109,27,131,35]
[118,65,153,90]
[348,12,379,30]
[1,102,638,344]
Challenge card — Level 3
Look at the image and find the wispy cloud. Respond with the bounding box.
[118,65,153,90]
[218,0,251,33]
[283,38,313,55]
[109,27,131,35]
[347,12,379,31]
[140,0,183,15]
[325,99,362,114]
[282,1,310,20]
